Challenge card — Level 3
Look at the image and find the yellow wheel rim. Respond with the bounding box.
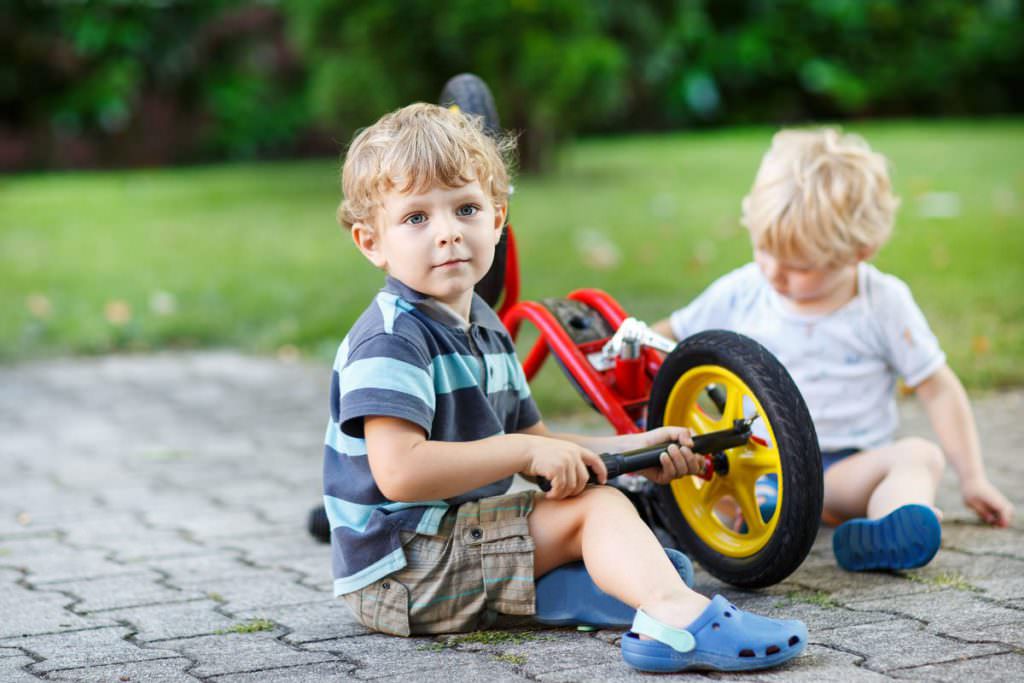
[664,365,783,557]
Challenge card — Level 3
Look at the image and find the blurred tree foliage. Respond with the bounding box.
[291,0,1022,169]
[286,0,626,170]
[603,0,1024,129]
[0,0,308,169]
[2,0,1021,171]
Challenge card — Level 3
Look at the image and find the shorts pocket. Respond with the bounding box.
[367,576,412,637]
[465,519,536,616]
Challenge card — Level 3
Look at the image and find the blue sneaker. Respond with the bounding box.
[833,504,941,572]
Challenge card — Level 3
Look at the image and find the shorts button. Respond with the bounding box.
[470,527,483,540]
[381,581,390,590]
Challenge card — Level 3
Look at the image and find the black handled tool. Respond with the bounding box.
[536,419,754,492]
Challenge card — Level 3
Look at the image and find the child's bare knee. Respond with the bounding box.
[579,484,635,514]
[904,437,946,479]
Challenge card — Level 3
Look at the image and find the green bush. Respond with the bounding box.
[290,0,1022,165]
[591,0,1024,130]
[286,0,626,170]
[1,0,308,168]
[2,1,1021,170]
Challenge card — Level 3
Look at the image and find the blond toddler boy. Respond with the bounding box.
[653,128,1014,571]
[322,103,806,672]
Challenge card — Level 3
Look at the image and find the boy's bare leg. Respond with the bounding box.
[530,486,710,628]
[822,437,945,523]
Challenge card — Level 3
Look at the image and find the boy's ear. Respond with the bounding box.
[492,203,507,244]
[351,223,387,269]
[857,244,879,262]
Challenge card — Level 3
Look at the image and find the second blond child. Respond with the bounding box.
[654,128,1014,572]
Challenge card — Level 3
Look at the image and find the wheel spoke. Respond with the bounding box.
[687,409,717,435]
[728,475,767,534]
[695,476,725,507]
[722,385,745,424]
[731,443,781,476]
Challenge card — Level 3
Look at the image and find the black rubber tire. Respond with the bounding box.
[647,330,822,588]
[307,504,331,544]
[439,73,501,137]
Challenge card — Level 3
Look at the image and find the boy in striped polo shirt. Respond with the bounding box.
[323,102,806,672]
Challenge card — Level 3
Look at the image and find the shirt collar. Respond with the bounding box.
[382,275,505,333]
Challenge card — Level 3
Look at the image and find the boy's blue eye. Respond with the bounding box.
[406,213,426,225]
[456,204,478,217]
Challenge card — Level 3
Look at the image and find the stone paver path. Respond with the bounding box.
[1,353,1022,681]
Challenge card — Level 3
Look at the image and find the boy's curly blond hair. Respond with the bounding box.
[741,128,900,267]
[338,103,515,231]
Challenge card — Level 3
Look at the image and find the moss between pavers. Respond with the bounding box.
[493,653,528,665]
[775,589,842,609]
[905,570,981,592]
[450,630,541,646]
[215,618,275,634]
[419,629,543,652]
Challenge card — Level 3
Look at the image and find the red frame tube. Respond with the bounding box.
[502,300,641,434]
[496,227,713,470]
[495,225,521,322]
[497,229,665,436]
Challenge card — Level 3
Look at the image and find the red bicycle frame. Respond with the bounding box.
[498,227,664,435]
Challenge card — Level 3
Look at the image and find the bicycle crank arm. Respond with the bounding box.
[536,420,753,491]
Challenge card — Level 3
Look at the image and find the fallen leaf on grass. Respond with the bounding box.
[104,300,132,326]
[26,293,52,319]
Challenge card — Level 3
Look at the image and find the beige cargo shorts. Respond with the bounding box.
[341,490,538,636]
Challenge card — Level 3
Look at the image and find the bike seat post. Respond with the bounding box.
[615,339,646,400]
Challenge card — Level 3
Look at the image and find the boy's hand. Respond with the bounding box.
[961,475,1015,527]
[522,437,607,500]
[634,426,705,485]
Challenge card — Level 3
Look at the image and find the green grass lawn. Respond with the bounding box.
[2,119,1022,415]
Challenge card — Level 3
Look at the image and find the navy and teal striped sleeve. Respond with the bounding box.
[338,333,435,439]
[516,394,541,431]
[512,358,541,431]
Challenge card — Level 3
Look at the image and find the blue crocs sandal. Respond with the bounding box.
[534,548,693,628]
[832,503,941,572]
[621,595,807,672]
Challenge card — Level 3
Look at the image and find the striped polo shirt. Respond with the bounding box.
[323,276,541,596]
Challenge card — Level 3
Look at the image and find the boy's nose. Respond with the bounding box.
[435,220,463,246]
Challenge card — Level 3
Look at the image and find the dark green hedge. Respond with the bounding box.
[1,0,308,169]
[3,0,1021,171]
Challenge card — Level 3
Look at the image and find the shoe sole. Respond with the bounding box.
[621,623,807,672]
[833,504,941,572]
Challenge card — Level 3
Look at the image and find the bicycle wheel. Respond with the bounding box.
[439,73,501,137]
[647,330,822,588]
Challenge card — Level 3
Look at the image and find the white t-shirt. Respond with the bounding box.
[668,262,946,450]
